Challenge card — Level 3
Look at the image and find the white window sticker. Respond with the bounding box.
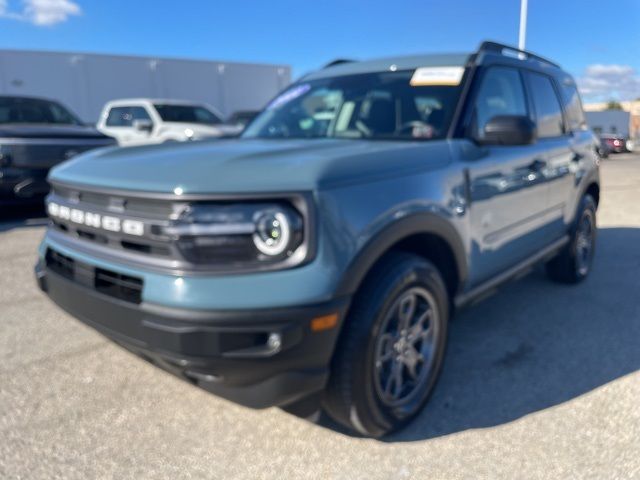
[410,67,465,86]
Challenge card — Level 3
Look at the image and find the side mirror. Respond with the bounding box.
[480,115,537,146]
[133,119,153,132]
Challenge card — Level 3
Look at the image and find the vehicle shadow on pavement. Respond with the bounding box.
[0,205,47,233]
[321,227,640,441]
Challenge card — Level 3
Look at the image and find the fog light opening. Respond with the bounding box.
[267,332,282,352]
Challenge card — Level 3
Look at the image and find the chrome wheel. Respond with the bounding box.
[576,211,595,276]
[373,287,440,408]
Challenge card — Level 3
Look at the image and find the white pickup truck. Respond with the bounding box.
[97,99,242,146]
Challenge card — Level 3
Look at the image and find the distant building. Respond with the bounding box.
[0,49,291,123]
[584,100,640,140]
[585,110,630,137]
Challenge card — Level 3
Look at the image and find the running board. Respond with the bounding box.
[454,235,570,309]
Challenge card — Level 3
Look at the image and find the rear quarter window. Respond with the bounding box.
[560,81,587,131]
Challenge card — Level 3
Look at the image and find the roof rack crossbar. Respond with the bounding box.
[477,41,560,68]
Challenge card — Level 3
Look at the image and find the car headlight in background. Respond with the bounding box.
[163,201,306,268]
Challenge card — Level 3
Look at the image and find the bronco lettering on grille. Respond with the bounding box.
[47,201,145,237]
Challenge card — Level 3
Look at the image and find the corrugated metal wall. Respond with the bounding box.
[0,50,291,123]
[585,110,631,137]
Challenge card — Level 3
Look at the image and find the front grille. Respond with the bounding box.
[45,248,143,304]
[49,185,182,262]
[52,185,180,218]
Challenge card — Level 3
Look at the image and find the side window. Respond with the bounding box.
[561,82,586,131]
[528,73,565,138]
[472,66,528,140]
[106,106,151,127]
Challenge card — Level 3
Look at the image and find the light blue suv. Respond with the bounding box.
[36,42,600,436]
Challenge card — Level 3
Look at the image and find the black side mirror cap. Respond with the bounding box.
[479,115,537,146]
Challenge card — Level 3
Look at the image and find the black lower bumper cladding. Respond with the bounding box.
[35,258,349,408]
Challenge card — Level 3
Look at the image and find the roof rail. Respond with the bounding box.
[477,41,560,68]
[323,59,356,69]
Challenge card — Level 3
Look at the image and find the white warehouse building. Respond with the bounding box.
[0,49,291,123]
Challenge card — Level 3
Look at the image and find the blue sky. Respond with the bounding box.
[1,0,639,101]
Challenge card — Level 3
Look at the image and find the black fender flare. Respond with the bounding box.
[335,212,468,298]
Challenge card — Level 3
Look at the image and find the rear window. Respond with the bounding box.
[0,97,81,125]
[561,82,587,131]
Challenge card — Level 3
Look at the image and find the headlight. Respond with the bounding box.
[253,210,292,256]
[163,201,306,269]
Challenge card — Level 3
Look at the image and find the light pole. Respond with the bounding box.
[519,0,528,50]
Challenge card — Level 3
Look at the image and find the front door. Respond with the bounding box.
[462,66,554,285]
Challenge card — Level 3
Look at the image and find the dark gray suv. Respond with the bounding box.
[36,42,600,437]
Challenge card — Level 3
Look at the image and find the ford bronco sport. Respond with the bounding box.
[36,42,600,437]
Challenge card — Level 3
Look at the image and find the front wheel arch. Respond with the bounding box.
[335,213,467,300]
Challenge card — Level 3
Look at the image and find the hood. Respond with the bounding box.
[49,138,452,194]
[0,124,111,140]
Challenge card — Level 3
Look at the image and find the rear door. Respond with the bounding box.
[463,66,554,285]
[524,71,575,238]
[559,79,594,223]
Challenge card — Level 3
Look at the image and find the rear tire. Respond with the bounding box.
[546,194,597,284]
[323,253,449,437]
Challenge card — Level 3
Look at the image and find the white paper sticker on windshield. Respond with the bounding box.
[410,67,465,86]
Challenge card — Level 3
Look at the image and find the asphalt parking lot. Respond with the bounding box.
[1,154,639,479]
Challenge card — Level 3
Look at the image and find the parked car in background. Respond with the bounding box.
[597,136,612,158]
[626,139,635,152]
[0,95,115,207]
[97,99,243,146]
[600,133,627,154]
[226,110,260,130]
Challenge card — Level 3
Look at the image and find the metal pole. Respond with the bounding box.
[519,0,528,50]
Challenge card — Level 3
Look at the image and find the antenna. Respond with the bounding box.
[519,0,528,50]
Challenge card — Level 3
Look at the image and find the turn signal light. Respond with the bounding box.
[311,313,339,332]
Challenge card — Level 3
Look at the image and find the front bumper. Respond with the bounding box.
[35,259,349,408]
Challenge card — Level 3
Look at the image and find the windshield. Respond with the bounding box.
[0,97,81,125]
[153,104,222,125]
[243,70,463,141]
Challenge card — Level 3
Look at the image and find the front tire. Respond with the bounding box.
[546,194,597,284]
[323,253,449,437]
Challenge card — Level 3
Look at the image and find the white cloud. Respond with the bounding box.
[578,64,640,102]
[0,0,81,26]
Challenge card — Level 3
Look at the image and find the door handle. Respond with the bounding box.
[528,159,547,171]
[572,152,584,163]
